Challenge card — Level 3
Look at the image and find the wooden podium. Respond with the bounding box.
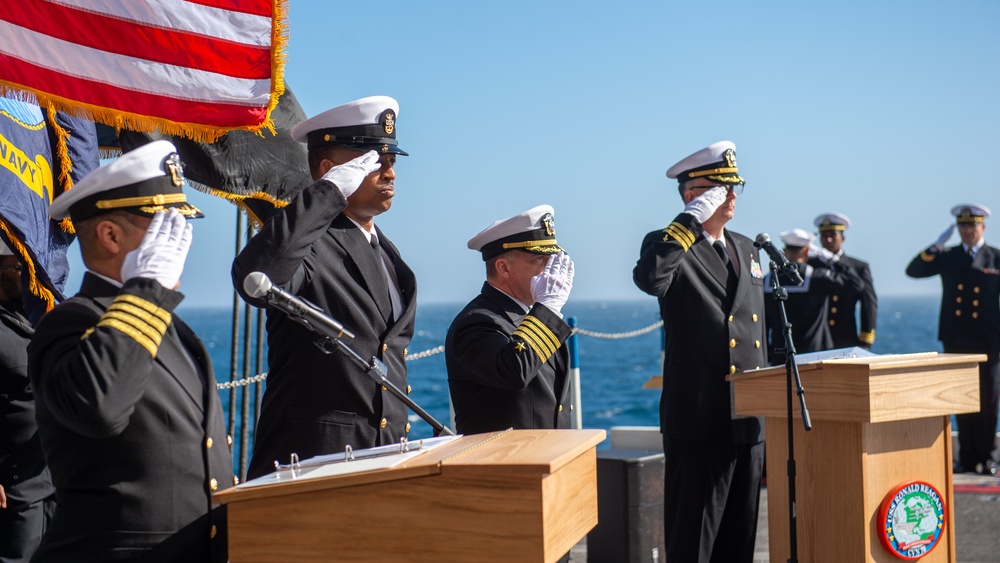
[728,352,983,563]
[213,429,605,562]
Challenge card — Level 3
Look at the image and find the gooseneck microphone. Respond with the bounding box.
[243,272,354,340]
[754,233,804,285]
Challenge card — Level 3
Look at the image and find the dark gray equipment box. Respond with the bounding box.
[588,449,665,563]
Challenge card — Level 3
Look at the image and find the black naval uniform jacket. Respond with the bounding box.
[233,177,416,479]
[905,244,1000,350]
[27,274,232,562]
[764,261,865,360]
[0,301,54,547]
[446,283,573,434]
[633,213,767,445]
[905,243,1000,467]
[808,253,877,349]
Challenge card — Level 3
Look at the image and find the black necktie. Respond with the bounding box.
[713,240,730,267]
[371,237,393,320]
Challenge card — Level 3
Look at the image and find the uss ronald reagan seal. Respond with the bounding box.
[877,480,947,560]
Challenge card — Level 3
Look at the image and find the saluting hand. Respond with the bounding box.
[683,186,728,223]
[932,224,955,252]
[530,253,574,316]
[808,241,838,265]
[120,209,193,290]
[322,150,382,199]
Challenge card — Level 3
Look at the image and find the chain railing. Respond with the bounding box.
[217,321,663,390]
[572,320,663,339]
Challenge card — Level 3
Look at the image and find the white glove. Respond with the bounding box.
[683,187,728,223]
[808,241,838,265]
[120,209,193,290]
[932,224,955,252]
[321,150,382,199]
[530,253,574,316]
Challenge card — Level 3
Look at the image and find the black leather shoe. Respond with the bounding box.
[954,462,973,474]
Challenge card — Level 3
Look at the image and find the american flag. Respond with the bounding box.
[0,0,285,142]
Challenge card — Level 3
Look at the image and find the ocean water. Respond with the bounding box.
[178,295,951,465]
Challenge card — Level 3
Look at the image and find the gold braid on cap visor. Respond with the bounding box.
[685,166,738,179]
[502,239,559,251]
[95,193,188,210]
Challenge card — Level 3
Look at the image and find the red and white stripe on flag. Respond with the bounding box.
[0,0,286,142]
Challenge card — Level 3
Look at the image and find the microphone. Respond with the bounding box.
[243,272,354,340]
[754,233,804,285]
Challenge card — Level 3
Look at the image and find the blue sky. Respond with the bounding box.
[64,1,1000,307]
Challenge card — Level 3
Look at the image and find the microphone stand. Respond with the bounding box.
[276,297,456,438]
[316,336,456,437]
[766,260,812,563]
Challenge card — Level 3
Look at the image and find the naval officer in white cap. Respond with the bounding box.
[633,141,767,563]
[810,212,878,349]
[446,205,575,435]
[232,96,418,480]
[764,228,864,361]
[28,140,233,562]
[907,203,1000,475]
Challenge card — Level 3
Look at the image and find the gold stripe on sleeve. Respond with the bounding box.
[512,326,554,362]
[101,310,164,347]
[663,222,695,251]
[113,294,172,325]
[107,302,169,335]
[96,318,158,356]
[520,315,560,353]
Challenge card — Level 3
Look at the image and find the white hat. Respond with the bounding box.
[290,95,407,156]
[814,212,851,231]
[666,141,744,185]
[467,204,564,261]
[951,203,990,223]
[50,140,202,222]
[780,228,814,248]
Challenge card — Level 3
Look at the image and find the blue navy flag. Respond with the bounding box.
[0,95,98,322]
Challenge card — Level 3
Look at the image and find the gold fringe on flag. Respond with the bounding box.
[0,0,289,145]
[0,218,56,312]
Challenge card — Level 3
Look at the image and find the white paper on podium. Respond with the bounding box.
[793,346,878,364]
[237,435,461,489]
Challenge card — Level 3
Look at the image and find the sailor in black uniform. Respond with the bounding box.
[764,228,864,361]
[906,203,1000,475]
[0,240,54,563]
[447,205,575,434]
[810,213,878,349]
[633,141,766,563]
[29,141,233,562]
[232,96,418,479]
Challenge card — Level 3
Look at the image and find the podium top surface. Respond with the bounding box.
[725,352,985,423]
[727,352,987,382]
[214,429,606,504]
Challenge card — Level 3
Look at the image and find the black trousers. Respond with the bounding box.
[662,438,764,563]
[945,342,1000,467]
[0,493,54,563]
